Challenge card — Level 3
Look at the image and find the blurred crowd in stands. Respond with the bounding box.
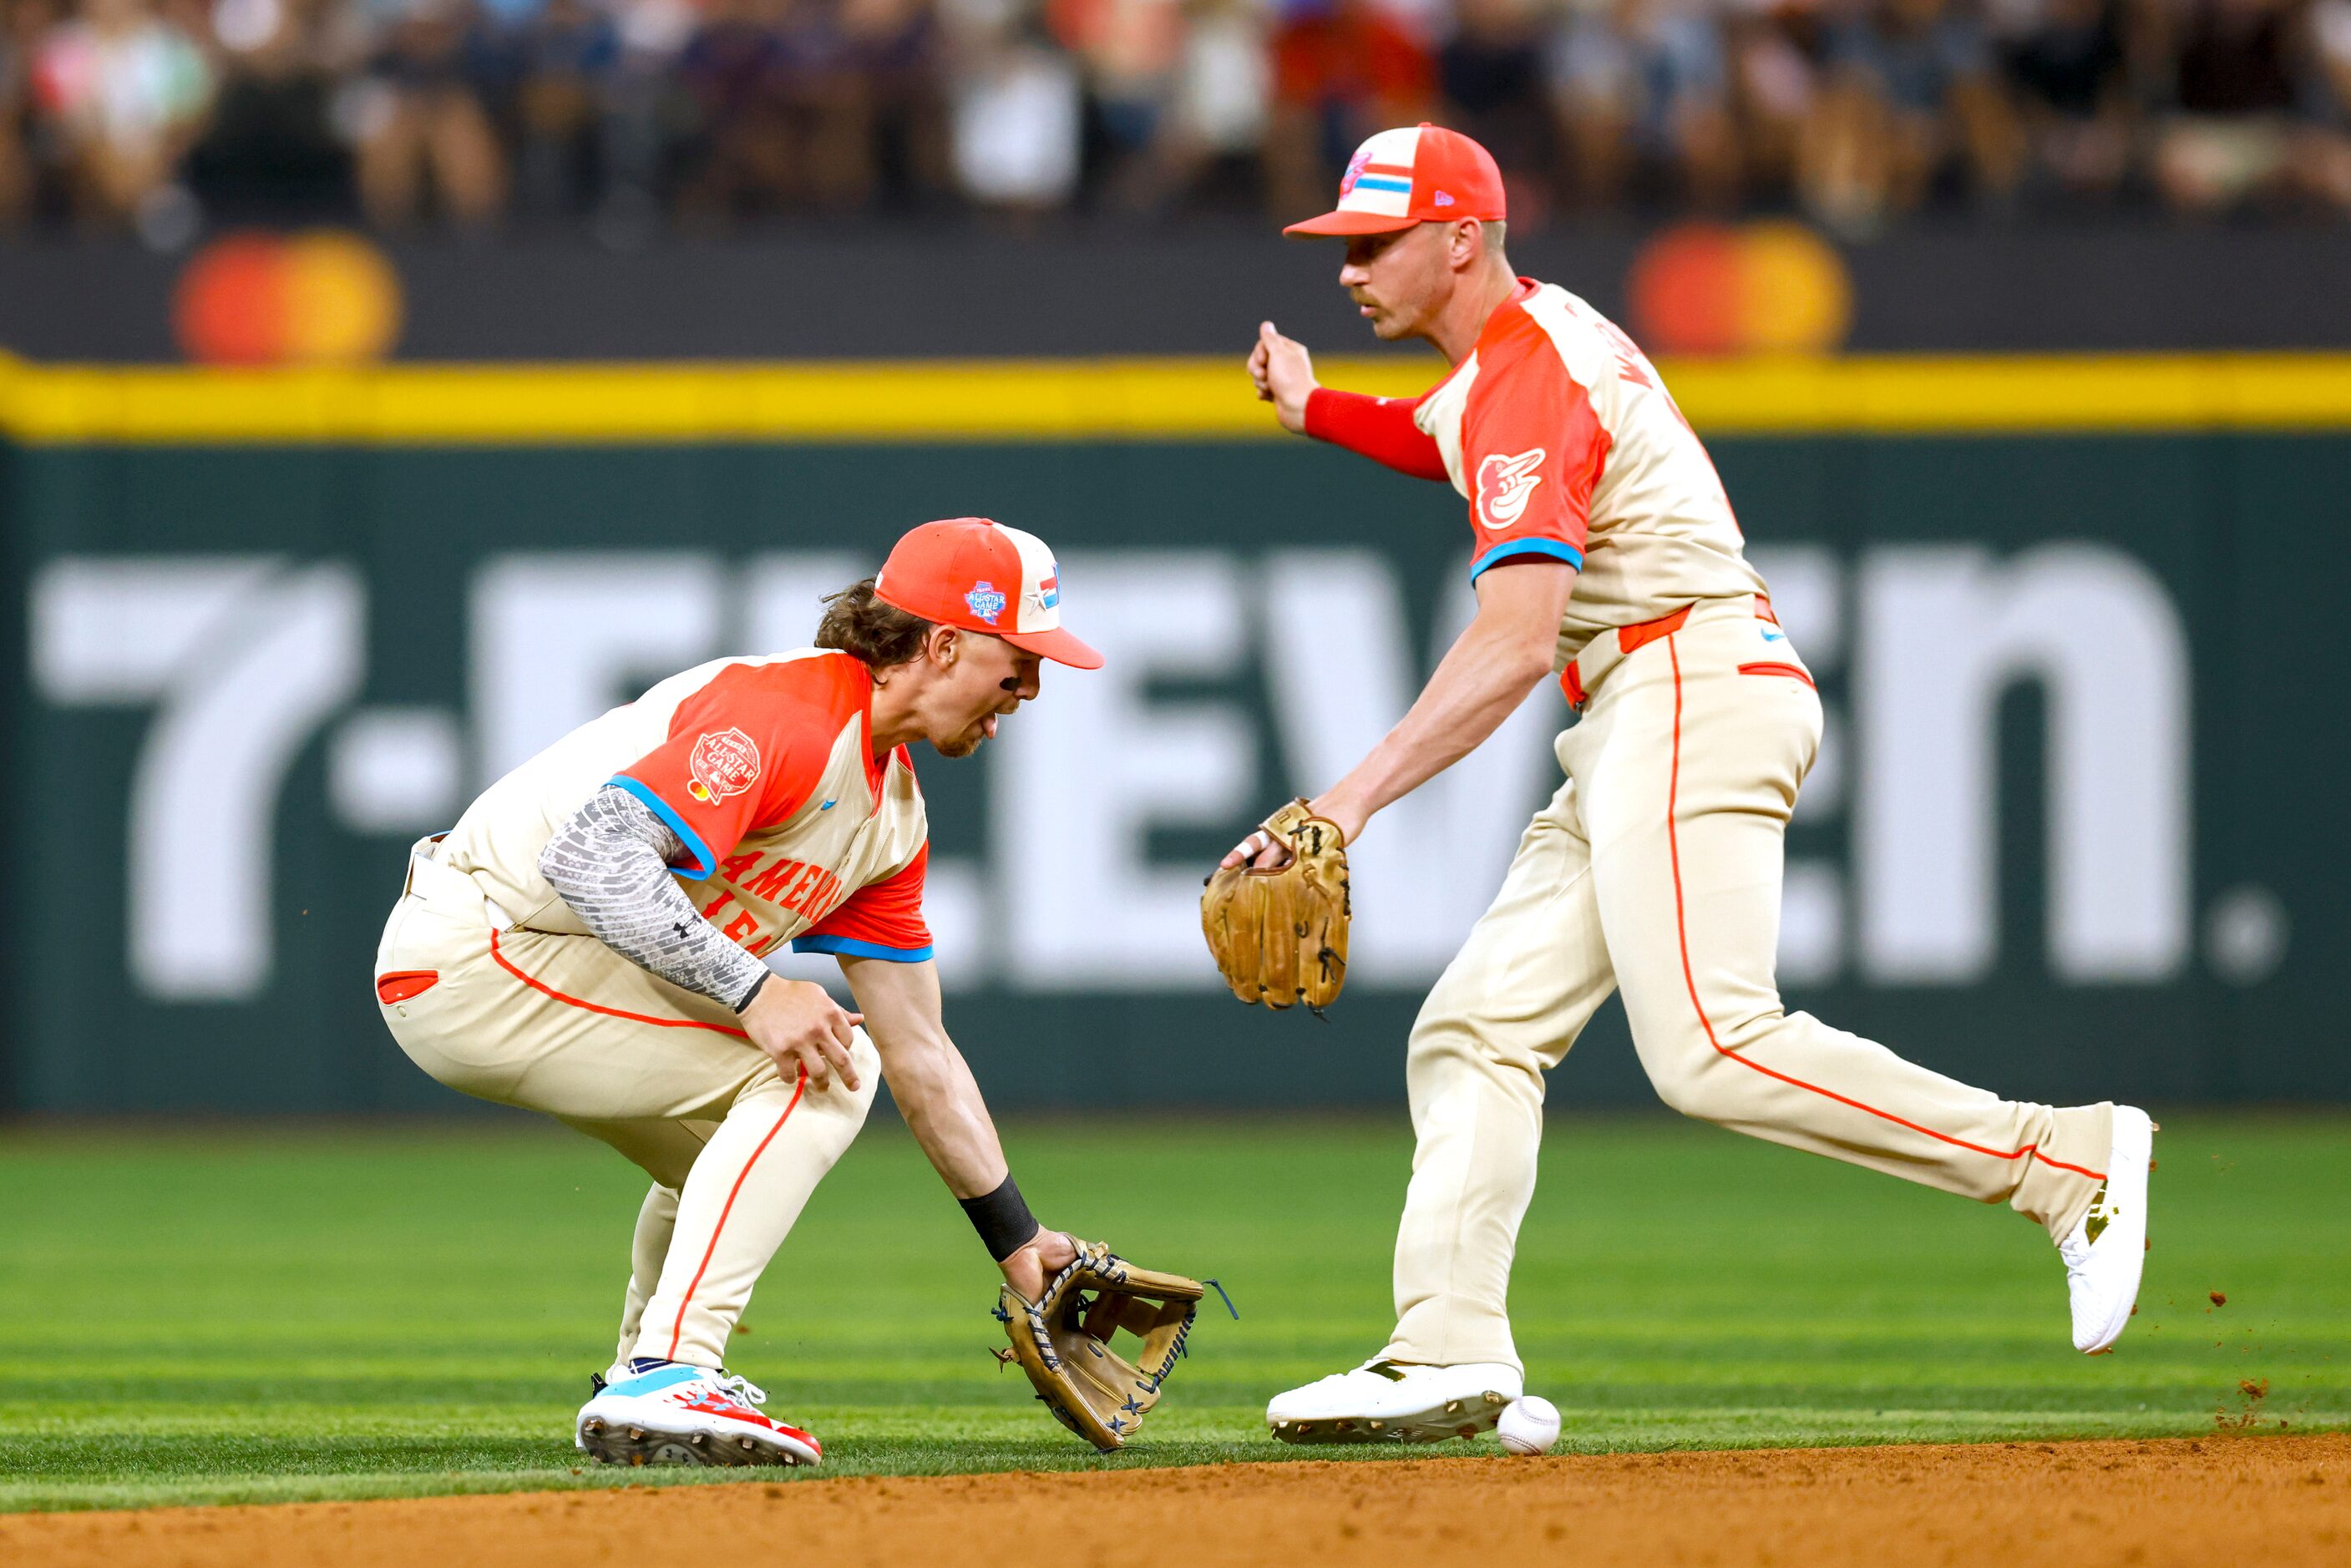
[3,0,2349,245]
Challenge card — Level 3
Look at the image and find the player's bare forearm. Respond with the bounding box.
[837,954,1011,1200]
[840,954,1073,1295]
[1312,561,1576,841]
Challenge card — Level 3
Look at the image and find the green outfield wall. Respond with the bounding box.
[6,356,2348,1114]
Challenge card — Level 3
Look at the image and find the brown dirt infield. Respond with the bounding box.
[7,1434,2345,1567]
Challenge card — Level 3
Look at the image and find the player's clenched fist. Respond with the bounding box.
[1249,321,1319,434]
[741,978,864,1092]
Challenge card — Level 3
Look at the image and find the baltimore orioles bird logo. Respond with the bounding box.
[1476,448,1548,529]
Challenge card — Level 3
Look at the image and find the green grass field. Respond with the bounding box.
[0,1111,2342,1512]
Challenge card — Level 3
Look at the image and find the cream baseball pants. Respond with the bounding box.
[1385,597,2115,1372]
[376,844,878,1369]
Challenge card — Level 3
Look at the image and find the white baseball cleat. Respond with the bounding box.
[575,1362,821,1467]
[2060,1105,2157,1354]
[1267,1358,1523,1444]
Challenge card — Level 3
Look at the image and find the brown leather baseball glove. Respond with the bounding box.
[996,1240,1205,1452]
[1200,799,1351,1012]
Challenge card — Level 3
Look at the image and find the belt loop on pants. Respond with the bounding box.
[1563,602,1694,706]
[404,836,519,932]
[403,832,450,898]
[1615,604,1693,659]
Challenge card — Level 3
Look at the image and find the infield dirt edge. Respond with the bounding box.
[4,1432,2343,1567]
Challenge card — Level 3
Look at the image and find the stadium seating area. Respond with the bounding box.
[3,0,2349,245]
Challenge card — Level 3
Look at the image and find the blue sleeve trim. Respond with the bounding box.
[605,774,719,879]
[791,933,936,964]
[1470,537,1584,581]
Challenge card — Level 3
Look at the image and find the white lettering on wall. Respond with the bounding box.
[742,553,864,654]
[1749,544,1846,984]
[28,542,2205,1003]
[996,553,1254,988]
[470,554,722,781]
[33,558,363,999]
[1857,544,2190,984]
[1259,549,1558,981]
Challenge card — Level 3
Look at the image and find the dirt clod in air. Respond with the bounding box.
[2210,1292,2227,1308]
[2217,1378,2274,1430]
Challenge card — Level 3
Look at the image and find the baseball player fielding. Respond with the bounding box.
[375,518,1114,1466]
[1233,124,2156,1445]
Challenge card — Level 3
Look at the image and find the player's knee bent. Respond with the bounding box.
[763,1029,884,1161]
[1406,1003,1540,1078]
[1639,1005,1786,1124]
[1649,1063,1742,1125]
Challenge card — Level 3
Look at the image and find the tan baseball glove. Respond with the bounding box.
[996,1240,1205,1451]
[1200,799,1351,1012]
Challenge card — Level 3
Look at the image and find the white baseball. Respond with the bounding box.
[1496,1395,1560,1455]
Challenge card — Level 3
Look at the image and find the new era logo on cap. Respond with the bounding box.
[1284,124,1506,238]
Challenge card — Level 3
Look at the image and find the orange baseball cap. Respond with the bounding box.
[1284,123,1507,238]
[873,518,1103,670]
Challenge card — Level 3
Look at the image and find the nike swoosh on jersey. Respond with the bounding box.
[819,798,839,810]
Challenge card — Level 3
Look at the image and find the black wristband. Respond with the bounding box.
[960,1174,1040,1263]
[732,970,769,1014]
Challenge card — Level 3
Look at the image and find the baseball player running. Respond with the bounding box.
[1235,124,2156,1443]
[375,518,1097,1467]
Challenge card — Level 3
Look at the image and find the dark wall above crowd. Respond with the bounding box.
[0,217,2347,362]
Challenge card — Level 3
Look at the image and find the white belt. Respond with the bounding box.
[405,834,520,932]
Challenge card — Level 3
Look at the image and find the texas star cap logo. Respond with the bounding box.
[873,518,1104,669]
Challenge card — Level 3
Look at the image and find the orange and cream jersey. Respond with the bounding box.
[1412,279,1766,663]
[439,649,931,964]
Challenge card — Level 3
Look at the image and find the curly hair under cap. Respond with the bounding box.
[815,577,938,669]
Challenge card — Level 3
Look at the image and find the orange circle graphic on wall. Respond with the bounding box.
[174,230,404,366]
[1627,221,1853,357]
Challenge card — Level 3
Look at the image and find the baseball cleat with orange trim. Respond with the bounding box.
[2060,1105,2156,1354]
[1266,1358,1521,1444]
[575,1362,821,1467]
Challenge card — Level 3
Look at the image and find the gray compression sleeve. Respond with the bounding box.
[537,785,773,1012]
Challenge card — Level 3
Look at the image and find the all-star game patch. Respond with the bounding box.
[687,728,762,803]
[965,581,1008,625]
